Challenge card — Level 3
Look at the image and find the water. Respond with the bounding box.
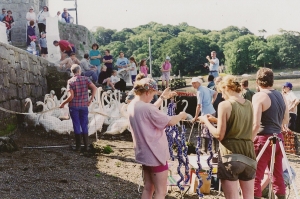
[294,91,300,99]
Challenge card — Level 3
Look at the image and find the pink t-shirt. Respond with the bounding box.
[163,62,171,71]
[128,100,171,166]
[140,65,148,76]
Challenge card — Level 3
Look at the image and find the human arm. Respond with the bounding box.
[88,82,97,106]
[103,58,113,63]
[252,93,264,140]
[212,90,218,104]
[281,94,290,131]
[206,56,215,64]
[192,104,201,123]
[153,88,177,108]
[199,101,230,141]
[59,89,74,108]
[168,112,188,126]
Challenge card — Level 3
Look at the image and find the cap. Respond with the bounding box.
[166,56,171,60]
[29,35,37,40]
[40,31,46,35]
[283,82,293,89]
[191,77,203,84]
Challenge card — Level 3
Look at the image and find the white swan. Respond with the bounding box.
[88,101,105,136]
[36,101,73,134]
[50,90,60,107]
[24,98,38,127]
[160,98,168,114]
[104,104,130,135]
[181,99,193,120]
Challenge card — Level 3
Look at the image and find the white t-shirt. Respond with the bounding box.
[129,62,137,76]
[26,12,36,25]
[283,90,298,114]
[209,57,219,71]
[111,75,120,84]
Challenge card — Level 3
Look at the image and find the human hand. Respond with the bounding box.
[161,88,177,99]
[59,103,64,108]
[206,56,210,60]
[179,112,188,120]
[207,114,217,123]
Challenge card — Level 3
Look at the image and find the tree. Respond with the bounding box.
[92,27,116,46]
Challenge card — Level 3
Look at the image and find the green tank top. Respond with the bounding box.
[219,99,257,169]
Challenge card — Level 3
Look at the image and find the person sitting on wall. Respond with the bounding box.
[59,52,80,70]
[53,40,76,60]
[61,8,71,23]
[80,53,98,83]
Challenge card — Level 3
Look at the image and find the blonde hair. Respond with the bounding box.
[218,75,242,93]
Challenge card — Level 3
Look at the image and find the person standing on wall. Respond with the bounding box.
[206,51,219,78]
[0,8,6,22]
[102,49,113,78]
[27,20,36,46]
[26,7,36,26]
[2,10,14,42]
[53,40,76,60]
[116,51,129,70]
[161,56,172,89]
[89,43,101,78]
[36,6,49,34]
[59,64,97,152]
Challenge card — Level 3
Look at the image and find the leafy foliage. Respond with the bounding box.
[91,22,300,76]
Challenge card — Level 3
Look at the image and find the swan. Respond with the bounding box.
[160,98,168,114]
[102,90,112,125]
[49,90,60,107]
[24,98,38,127]
[88,101,105,136]
[181,99,193,120]
[60,87,68,103]
[104,104,130,135]
[36,101,73,134]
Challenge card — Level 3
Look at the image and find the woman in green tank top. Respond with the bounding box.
[199,75,256,199]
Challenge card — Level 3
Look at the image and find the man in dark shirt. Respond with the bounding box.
[241,79,255,102]
[102,49,113,75]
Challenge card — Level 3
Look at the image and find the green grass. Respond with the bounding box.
[0,123,17,136]
[103,145,113,154]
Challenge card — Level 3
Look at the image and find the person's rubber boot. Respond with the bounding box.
[200,137,207,155]
[82,133,89,152]
[74,134,81,152]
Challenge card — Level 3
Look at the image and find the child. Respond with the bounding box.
[129,57,138,83]
[27,35,37,55]
[98,65,109,85]
[139,59,148,76]
[39,32,48,58]
[107,70,120,90]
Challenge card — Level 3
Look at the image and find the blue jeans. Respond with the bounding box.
[69,106,89,135]
[209,71,219,78]
[84,70,98,82]
[95,65,101,78]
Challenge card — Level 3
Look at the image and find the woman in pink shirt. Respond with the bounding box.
[127,78,187,199]
[139,59,149,76]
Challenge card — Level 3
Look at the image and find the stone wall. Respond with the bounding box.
[0,0,44,47]
[0,41,70,131]
[58,22,97,59]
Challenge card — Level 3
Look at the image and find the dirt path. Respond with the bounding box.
[0,128,299,199]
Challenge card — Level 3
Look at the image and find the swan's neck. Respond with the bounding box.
[183,101,188,112]
[28,101,33,113]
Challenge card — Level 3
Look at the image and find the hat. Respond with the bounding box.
[40,31,46,35]
[166,56,171,60]
[29,35,37,40]
[134,78,158,91]
[283,82,293,89]
[191,77,203,84]
[29,6,34,10]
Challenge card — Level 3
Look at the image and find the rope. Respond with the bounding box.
[0,106,115,117]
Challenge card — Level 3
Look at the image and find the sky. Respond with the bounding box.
[48,0,299,36]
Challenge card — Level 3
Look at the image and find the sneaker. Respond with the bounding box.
[106,86,112,89]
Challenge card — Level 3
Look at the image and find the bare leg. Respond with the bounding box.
[151,170,168,199]
[221,180,240,199]
[240,179,255,199]
[161,80,165,88]
[141,169,155,199]
[166,80,169,88]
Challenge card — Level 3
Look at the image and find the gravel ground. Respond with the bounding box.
[0,126,299,199]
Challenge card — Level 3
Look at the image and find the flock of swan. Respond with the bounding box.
[24,87,193,137]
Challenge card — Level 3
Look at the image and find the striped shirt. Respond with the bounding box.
[68,75,91,107]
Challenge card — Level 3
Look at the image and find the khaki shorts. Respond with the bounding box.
[161,72,170,81]
[217,160,256,181]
